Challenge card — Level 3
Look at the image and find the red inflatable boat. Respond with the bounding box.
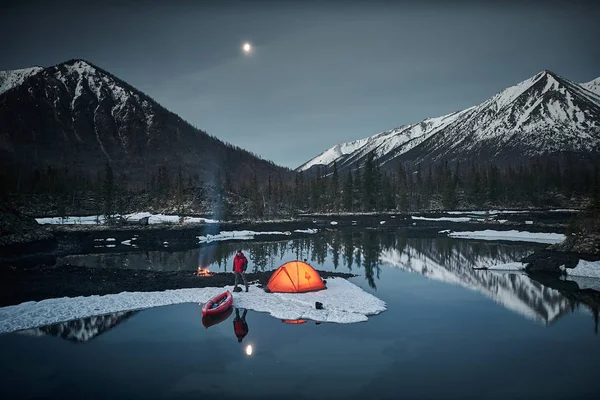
[201,291,233,316]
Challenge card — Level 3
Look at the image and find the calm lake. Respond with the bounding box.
[1,231,599,399]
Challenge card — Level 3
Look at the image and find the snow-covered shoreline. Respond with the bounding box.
[0,278,386,334]
[35,212,221,225]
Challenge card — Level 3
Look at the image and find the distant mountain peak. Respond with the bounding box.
[0,59,290,196]
[581,76,600,96]
[298,69,600,172]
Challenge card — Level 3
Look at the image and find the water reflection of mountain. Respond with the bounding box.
[46,231,591,327]
[379,244,574,325]
[18,311,137,343]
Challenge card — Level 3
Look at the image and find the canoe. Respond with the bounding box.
[201,291,233,316]
[202,306,233,328]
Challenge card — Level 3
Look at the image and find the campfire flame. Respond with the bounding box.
[196,267,212,276]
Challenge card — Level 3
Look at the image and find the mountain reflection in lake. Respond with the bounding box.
[50,231,595,327]
[58,231,539,278]
[18,311,137,343]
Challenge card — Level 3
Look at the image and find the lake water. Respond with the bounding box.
[1,231,599,399]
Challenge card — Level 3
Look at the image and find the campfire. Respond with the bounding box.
[196,267,213,276]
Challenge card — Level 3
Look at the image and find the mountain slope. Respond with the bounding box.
[0,59,289,192]
[299,70,600,172]
[0,67,43,96]
[581,77,600,97]
[298,108,473,172]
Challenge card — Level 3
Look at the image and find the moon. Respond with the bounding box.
[242,42,252,54]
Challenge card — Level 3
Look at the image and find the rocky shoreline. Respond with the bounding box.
[522,232,600,276]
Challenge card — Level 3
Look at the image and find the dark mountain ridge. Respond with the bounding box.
[0,59,291,194]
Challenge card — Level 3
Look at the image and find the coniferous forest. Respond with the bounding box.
[2,151,599,220]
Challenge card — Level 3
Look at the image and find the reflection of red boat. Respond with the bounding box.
[202,306,233,328]
[282,319,307,324]
[202,291,233,316]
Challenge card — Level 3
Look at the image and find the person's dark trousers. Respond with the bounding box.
[234,272,248,291]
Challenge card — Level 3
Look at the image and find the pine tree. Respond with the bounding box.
[103,161,114,220]
[381,172,395,210]
[331,161,339,211]
[353,166,362,211]
[396,165,409,211]
[362,152,377,211]
[343,169,354,211]
[177,165,184,221]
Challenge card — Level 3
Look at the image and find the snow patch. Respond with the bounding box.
[196,230,291,243]
[293,229,319,234]
[566,260,600,279]
[0,278,386,334]
[35,213,220,225]
[412,216,471,222]
[446,230,565,244]
[446,210,529,215]
[35,216,105,225]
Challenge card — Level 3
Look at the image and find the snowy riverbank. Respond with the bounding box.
[0,277,386,334]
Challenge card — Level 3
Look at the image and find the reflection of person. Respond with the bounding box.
[233,308,249,342]
[233,249,249,292]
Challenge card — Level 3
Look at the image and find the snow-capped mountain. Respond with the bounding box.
[298,70,600,172]
[18,311,136,343]
[581,77,600,97]
[299,108,473,172]
[380,245,574,324]
[0,59,288,188]
[0,67,43,96]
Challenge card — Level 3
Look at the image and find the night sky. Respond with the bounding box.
[2,0,598,169]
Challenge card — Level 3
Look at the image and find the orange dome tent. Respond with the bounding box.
[267,261,326,293]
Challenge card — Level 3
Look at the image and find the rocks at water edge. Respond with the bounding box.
[0,204,54,248]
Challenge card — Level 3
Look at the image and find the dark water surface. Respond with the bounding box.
[1,232,599,399]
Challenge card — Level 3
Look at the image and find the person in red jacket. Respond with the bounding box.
[233,249,249,292]
[233,308,248,343]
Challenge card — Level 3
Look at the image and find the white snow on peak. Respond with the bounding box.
[580,77,600,97]
[298,108,472,171]
[489,70,549,113]
[298,137,370,171]
[0,67,43,96]
[56,60,136,122]
[0,278,386,334]
[298,69,600,171]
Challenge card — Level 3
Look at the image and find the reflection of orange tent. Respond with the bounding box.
[267,261,326,293]
[282,319,307,324]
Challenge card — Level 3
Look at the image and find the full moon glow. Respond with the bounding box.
[242,42,252,53]
[245,345,253,355]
